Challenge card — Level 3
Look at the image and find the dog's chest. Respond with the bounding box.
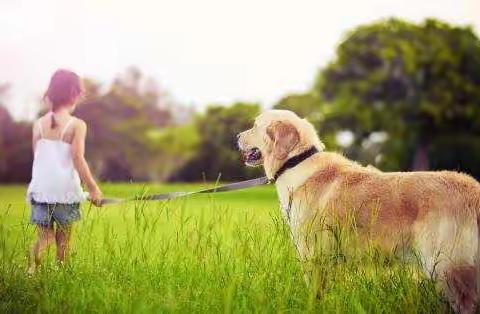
[275,183,316,228]
[276,184,292,219]
[275,178,338,220]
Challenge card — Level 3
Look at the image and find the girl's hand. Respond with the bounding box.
[89,187,103,207]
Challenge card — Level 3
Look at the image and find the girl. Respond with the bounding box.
[27,69,103,274]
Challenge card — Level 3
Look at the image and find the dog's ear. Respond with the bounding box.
[267,121,300,160]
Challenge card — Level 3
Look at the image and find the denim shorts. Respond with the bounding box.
[30,200,81,227]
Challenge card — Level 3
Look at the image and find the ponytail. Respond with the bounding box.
[50,112,58,129]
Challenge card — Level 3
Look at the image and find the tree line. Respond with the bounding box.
[1,18,479,183]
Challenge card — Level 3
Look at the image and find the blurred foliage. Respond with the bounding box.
[274,93,322,120]
[0,69,262,182]
[0,105,32,182]
[316,18,480,173]
[273,94,340,151]
[2,18,480,182]
[172,103,263,181]
[0,67,183,183]
[148,124,200,181]
[75,69,172,181]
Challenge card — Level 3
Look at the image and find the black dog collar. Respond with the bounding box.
[270,146,319,183]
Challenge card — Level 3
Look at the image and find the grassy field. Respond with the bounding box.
[0,183,446,313]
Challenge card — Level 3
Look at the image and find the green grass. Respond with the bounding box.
[0,183,445,313]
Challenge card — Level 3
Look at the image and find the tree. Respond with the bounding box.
[274,93,322,120]
[172,102,262,181]
[273,93,343,151]
[0,105,12,177]
[0,105,33,182]
[74,71,173,181]
[0,68,193,183]
[317,18,480,174]
[1,85,33,182]
[148,124,200,181]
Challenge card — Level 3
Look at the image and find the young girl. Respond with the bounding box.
[27,69,103,274]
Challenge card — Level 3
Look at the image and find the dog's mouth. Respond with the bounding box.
[241,147,263,166]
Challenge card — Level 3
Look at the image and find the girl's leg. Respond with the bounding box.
[27,226,55,274]
[55,224,73,264]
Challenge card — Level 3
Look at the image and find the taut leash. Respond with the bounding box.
[100,176,270,205]
[99,145,320,206]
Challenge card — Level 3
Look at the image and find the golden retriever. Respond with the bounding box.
[237,109,480,314]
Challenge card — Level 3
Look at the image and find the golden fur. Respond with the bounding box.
[238,109,480,314]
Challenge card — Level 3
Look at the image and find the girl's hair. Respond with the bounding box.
[44,69,83,129]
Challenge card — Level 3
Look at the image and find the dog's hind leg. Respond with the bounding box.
[414,213,478,314]
[443,265,478,314]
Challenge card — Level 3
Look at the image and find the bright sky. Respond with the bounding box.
[1,0,479,120]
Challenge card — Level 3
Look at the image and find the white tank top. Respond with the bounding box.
[27,115,88,204]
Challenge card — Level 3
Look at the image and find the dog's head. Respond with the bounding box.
[237,110,325,177]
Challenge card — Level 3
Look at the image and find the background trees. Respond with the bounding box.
[74,68,173,181]
[0,85,32,182]
[1,18,480,182]
[171,103,262,181]
[317,18,480,174]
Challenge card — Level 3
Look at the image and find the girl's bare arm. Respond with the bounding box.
[71,120,103,206]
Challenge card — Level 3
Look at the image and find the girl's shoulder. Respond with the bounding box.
[35,113,49,125]
[72,116,87,128]
[70,116,87,135]
[33,114,48,132]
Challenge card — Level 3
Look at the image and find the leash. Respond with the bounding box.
[99,145,319,206]
[100,176,270,205]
